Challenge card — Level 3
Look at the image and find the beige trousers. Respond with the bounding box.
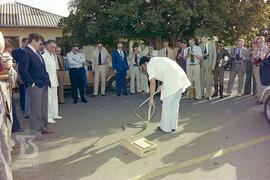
[253,65,262,98]
[57,71,65,103]
[140,70,149,92]
[130,66,141,93]
[94,65,107,95]
[0,120,13,180]
[187,64,201,99]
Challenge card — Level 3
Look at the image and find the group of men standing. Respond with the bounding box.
[174,35,270,101]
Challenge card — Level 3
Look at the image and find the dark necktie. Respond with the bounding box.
[204,44,207,54]
[36,52,44,64]
[98,50,102,65]
[237,48,241,55]
[135,53,138,65]
[166,48,168,57]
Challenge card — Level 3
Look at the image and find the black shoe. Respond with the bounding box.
[81,99,88,103]
[101,94,106,96]
[73,100,77,104]
[156,126,170,133]
[172,129,176,132]
[91,95,98,97]
[123,93,128,96]
[212,91,218,98]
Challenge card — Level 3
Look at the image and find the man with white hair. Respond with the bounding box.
[140,56,191,133]
[42,40,62,124]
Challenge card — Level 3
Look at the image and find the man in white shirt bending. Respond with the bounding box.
[140,56,191,133]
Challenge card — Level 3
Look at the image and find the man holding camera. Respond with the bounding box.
[252,36,269,100]
[212,40,232,99]
[184,37,202,100]
[0,31,14,180]
[226,39,248,96]
[199,34,217,100]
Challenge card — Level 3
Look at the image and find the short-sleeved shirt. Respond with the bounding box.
[66,51,85,68]
[147,57,191,100]
[183,45,202,65]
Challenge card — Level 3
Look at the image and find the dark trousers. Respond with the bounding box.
[12,96,21,133]
[19,84,25,112]
[213,67,225,86]
[27,86,48,135]
[69,67,86,101]
[244,61,256,94]
[179,60,186,73]
[116,71,127,96]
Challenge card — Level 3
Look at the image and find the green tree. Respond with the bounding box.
[61,0,270,48]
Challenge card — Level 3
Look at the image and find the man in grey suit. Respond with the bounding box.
[244,39,257,95]
[199,34,217,100]
[252,36,269,100]
[19,33,53,140]
[227,39,248,96]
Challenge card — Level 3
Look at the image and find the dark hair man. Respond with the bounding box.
[140,56,191,133]
[18,33,53,140]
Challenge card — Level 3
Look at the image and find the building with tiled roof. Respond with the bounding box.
[0,1,64,47]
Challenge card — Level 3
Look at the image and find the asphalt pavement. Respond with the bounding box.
[12,75,270,180]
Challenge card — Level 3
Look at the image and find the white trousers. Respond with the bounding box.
[94,65,107,95]
[160,89,183,132]
[48,87,59,119]
[130,66,141,93]
[140,71,149,92]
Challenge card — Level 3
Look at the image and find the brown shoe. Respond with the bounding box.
[12,144,21,149]
[41,130,55,134]
[11,149,20,156]
[34,134,45,141]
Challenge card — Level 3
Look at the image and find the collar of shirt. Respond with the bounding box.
[117,50,123,56]
[27,44,37,54]
[44,49,53,56]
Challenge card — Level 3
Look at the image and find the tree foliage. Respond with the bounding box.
[60,0,270,48]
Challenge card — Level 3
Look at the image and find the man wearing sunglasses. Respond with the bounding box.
[212,40,232,98]
[252,36,269,102]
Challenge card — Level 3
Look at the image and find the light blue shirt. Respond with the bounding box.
[184,45,202,65]
[66,51,85,68]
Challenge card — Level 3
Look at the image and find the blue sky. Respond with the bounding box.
[15,0,70,17]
